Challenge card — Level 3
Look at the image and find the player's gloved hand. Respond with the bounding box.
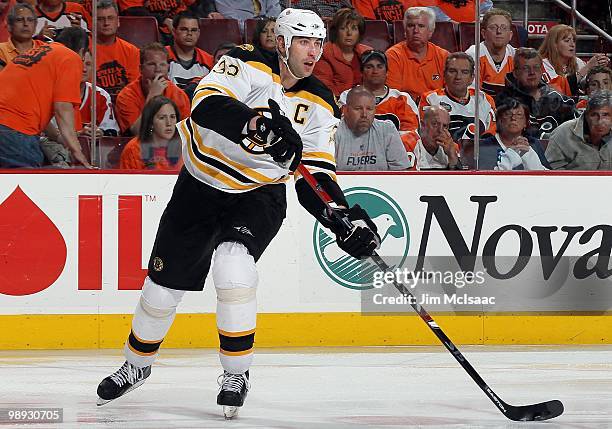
[244,99,303,171]
[325,204,381,260]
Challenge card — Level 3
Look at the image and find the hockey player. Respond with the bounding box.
[96,8,380,419]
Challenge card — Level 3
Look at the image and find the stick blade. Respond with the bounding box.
[506,400,564,421]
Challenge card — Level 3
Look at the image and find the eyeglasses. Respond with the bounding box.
[500,111,526,120]
[486,24,511,32]
[13,17,37,24]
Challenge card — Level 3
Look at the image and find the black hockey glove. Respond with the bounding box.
[244,99,303,171]
[324,204,381,260]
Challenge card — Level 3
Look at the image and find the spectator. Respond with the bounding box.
[335,86,412,171]
[251,17,276,62]
[0,3,45,71]
[167,12,214,90]
[79,50,120,136]
[0,27,91,168]
[213,41,236,63]
[41,49,121,167]
[338,49,419,139]
[420,52,496,141]
[496,47,578,138]
[538,24,610,97]
[465,8,515,96]
[386,7,449,102]
[479,98,549,170]
[546,90,612,170]
[115,42,190,135]
[35,0,91,39]
[95,0,140,100]
[314,8,371,97]
[413,105,462,169]
[120,96,183,170]
[577,66,612,112]
[202,0,281,29]
[280,0,353,18]
[0,0,15,43]
[137,0,195,45]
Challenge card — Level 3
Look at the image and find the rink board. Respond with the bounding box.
[1,170,612,348]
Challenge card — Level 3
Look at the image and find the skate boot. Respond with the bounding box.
[217,370,250,419]
[97,361,151,405]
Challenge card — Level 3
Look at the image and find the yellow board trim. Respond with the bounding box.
[1,313,612,349]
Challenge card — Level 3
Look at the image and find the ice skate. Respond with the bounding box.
[217,370,250,419]
[96,361,151,405]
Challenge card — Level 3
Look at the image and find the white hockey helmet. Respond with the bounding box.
[275,8,326,62]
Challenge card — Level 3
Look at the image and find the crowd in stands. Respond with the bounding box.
[0,0,610,171]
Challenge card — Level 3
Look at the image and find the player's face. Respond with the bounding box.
[287,36,322,78]
[514,57,543,90]
[82,51,93,83]
[362,59,386,87]
[214,48,232,63]
[498,107,527,136]
[152,103,178,141]
[343,94,376,136]
[482,15,512,49]
[259,21,276,51]
[336,19,359,50]
[556,32,576,60]
[585,106,611,139]
[9,8,37,41]
[141,51,170,80]
[587,73,612,95]
[97,7,119,37]
[404,15,433,50]
[173,18,200,49]
[444,58,473,97]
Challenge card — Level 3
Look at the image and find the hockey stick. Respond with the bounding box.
[296,164,564,422]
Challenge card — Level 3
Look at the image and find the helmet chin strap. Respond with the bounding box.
[278,44,304,81]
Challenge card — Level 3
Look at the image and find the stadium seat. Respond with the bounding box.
[361,20,391,52]
[458,23,523,51]
[392,21,458,52]
[117,16,159,47]
[197,19,243,54]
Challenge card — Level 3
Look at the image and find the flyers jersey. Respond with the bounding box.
[541,57,584,96]
[338,85,419,133]
[177,44,341,193]
[419,87,496,140]
[466,42,515,96]
[166,45,214,90]
[35,2,91,34]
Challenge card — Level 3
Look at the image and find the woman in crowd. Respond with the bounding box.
[120,96,182,170]
[251,17,276,61]
[313,8,371,97]
[538,24,610,96]
[479,99,550,170]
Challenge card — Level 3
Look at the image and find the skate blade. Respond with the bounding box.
[96,378,147,406]
[223,406,240,419]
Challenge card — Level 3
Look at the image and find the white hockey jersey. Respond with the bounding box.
[419,87,497,140]
[177,44,341,193]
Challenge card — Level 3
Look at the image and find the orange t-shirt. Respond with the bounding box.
[35,2,92,33]
[0,38,47,68]
[120,136,183,170]
[95,37,141,101]
[115,77,191,133]
[352,0,410,21]
[0,43,82,135]
[386,41,448,103]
